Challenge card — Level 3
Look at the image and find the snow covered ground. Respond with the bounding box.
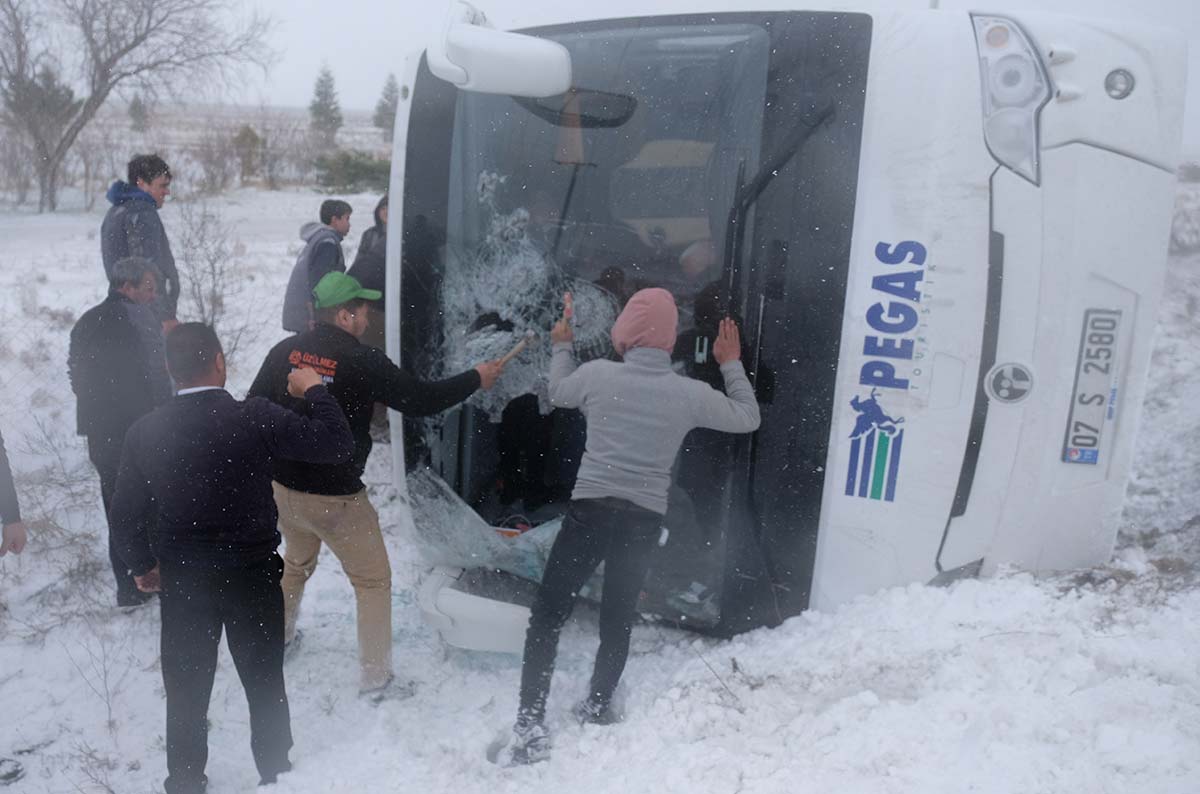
[0,188,1197,793]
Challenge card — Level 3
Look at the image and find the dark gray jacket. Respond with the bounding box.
[282,221,345,333]
[0,429,20,526]
[101,181,179,321]
[68,291,173,441]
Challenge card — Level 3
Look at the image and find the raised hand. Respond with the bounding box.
[475,360,505,390]
[551,292,574,344]
[288,367,324,397]
[712,317,742,365]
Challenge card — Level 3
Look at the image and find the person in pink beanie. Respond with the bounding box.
[499,287,760,765]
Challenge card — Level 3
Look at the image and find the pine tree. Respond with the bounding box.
[373,73,400,142]
[309,65,343,147]
[128,94,150,131]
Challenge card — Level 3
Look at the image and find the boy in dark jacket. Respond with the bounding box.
[281,199,352,333]
[68,256,172,606]
[101,154,179,324]
[110,323,354,794]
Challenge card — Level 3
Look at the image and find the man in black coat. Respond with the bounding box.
[101,154,180,325]
[248,272,503,697]
[110,323,354,794]
[0,429,27,557]
[68,256,172,606]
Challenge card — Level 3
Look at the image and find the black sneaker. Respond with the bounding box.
[490,722,550,766]
[572,698,620,726]
[512,722,550,765]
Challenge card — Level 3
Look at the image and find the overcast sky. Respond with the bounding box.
[243,0,1196,155]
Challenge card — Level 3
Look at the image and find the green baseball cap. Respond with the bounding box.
[312,271,381,309]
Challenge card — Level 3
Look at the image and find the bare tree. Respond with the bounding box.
[257,107,314,189]
[0,0,273,212]
[191,123,237,194]
[73,122,122,211]
[0,123,34,204]
[177,202,258,365]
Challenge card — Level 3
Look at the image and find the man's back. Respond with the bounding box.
[113,388,354,572]
[68,293,170,438]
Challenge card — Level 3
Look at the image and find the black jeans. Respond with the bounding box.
[87,433,141,603]
[517,498,661,727]
[160,555,292,793]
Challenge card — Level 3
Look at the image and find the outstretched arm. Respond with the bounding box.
[370,348,488,417]
[547,292,588,408]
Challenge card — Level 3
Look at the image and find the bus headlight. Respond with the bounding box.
[973,15,1052,184]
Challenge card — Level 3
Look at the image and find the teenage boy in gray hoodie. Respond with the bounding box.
[282,200,352,333]
[498,287,760,765]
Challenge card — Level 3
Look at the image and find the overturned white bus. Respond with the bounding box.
[385,1,1187,652]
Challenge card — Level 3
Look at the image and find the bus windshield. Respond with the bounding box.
[402,12,872,629]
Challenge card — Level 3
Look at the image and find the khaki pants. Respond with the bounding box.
[273,483,392,690]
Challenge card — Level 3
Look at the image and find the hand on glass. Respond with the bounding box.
[288,367,324,397]
[712,317,742,365]
[551,292,574,344]
[0,521,27,556]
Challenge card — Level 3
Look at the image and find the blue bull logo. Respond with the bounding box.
[845,389,905,502]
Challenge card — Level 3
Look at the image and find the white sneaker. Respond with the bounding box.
[359,674,416,705]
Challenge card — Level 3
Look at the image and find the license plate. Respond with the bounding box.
[1062,309,1122,465]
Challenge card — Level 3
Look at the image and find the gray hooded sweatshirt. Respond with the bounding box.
[549,343,760,514]
[282,221,345,333]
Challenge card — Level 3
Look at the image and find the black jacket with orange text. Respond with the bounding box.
[248,323,480,495]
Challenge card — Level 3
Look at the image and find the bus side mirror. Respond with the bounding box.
[428,1,572,98]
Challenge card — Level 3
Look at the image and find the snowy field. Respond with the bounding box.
[0,188,1198,793]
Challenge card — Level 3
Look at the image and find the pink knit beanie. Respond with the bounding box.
[610,288,678,356]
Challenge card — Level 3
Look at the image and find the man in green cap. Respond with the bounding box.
[249,272,505,699]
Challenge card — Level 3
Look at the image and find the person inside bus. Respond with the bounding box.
[669,280,753,551]
[497,287,760,765]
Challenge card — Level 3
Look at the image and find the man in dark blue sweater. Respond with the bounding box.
[110,323,354,794]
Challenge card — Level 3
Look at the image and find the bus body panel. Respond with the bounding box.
[983,145,1177,573]
[1028,14,1188,171]
[810,11,995,610]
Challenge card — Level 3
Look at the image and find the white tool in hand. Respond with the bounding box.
[500,330,537,366]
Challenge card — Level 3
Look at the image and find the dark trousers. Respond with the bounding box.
[160,555,292,793]
[517,498,660,726]
[87,434,141,603]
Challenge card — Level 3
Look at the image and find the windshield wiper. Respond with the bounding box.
[723,101,834,300]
